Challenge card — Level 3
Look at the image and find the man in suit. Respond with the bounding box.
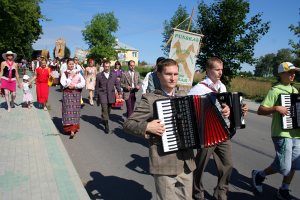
[123,59,196,200]
[95,60,122,133]
[120,60,141,118]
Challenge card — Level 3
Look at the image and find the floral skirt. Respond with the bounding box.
[23,93,33,102]
[62,90,81,132]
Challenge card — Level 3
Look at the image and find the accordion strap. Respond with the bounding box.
[199,82,220,93]
[273,86,294,94]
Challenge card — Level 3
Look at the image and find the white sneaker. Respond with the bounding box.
[252,170,265,193]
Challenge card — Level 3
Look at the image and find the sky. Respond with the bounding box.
[33,0,300,72]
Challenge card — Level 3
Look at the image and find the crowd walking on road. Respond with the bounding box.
[0,49,299,200]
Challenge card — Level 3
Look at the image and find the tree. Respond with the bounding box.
[288,9,300,67]
[52,46,71,59]
[161,5,195,56]
[253,49,295,77]
[272,48,295,76]
[254,53,276,77]
[82,12,119,64]
[0,0,50,62]
[196,0,270,86]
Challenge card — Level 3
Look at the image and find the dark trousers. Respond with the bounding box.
[193,140,233,200]
[125,91,136,118]
[101,103,112,121]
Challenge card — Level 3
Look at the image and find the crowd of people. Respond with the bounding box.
[0,50,299,200]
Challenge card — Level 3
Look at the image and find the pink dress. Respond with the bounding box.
[85,67,97,90]
[1,61,17,91]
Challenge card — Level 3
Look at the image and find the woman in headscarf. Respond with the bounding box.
[0,51,21,112]
[61,58,85,138]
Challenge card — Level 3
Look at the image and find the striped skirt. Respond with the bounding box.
[62,90,81,132]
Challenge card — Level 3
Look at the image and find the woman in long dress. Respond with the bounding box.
[29,60,53,111]
[85,59,97,105]
[0,51,21,112]
[61,58,85,137]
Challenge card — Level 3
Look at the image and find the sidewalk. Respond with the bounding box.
[243,98,261,112]
[0,71,90,199]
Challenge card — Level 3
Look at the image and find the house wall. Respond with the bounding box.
[111,50,138,67]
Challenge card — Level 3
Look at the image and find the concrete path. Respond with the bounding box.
[0,71,90,200]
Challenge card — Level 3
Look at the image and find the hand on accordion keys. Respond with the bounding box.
[146,120,166,136]
[221,104,230,118]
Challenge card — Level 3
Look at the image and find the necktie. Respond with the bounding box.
[131,71,134,85]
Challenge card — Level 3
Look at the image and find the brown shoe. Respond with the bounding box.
[81,103,85,108]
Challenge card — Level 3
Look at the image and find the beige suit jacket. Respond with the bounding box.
[123,89,196,175]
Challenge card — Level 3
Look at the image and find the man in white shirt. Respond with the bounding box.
[34,56,40,72]
[188,57,248,200]
[73,57,84,75]
[60,59,68,75]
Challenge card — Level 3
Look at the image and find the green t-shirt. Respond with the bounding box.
[261,83,300,138]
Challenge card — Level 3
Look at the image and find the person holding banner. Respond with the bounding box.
[188,57,248,200]
[123,59,196,200]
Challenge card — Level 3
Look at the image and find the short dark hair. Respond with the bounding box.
[157,59,178,73]
[67,58,74,64]
[115,61,122,69]
[128,60,135,66]
[102,60,110,66]
[206,57,223,70]
[156,57,165,65]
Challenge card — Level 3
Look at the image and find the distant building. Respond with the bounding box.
[111,38,138,66]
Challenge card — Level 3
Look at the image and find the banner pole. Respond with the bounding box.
[187,7,195,32]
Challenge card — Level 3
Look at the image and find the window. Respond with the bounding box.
[132,52,137,57]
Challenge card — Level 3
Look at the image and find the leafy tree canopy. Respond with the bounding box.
[197,0,270,86]
[161,5,195,57]
[254,48,296,77]
[254,53,276,77]
[0,0,50,62]
[82,12,119,64]
[288,10,300,67]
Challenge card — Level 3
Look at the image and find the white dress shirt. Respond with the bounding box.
[187,76,227,96]
[74,63,83,72]
[142,71,152,94]
[128,70,135,89]
[104,71,110,79]
[60,63,67,73]
[60,70,86,89]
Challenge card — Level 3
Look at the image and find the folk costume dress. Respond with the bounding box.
[36,67,52,103]
[85,67,97,90]
[50,63,60,85]
[61,70,85,132]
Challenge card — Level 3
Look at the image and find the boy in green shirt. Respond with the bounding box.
[252,62,300,200]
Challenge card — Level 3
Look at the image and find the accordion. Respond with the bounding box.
[155,93,245,153]
[279,94,300,129]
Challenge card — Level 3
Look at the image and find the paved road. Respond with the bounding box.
[47,86,300,200]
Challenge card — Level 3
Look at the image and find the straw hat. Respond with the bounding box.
[2,51,17,60]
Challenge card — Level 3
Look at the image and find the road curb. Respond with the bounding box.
[44,107,91,200]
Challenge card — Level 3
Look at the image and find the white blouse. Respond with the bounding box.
[60,70,86,89]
